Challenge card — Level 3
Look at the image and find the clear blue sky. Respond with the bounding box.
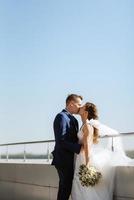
[0,0,134,145]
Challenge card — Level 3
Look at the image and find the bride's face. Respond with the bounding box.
[79,105,88,119]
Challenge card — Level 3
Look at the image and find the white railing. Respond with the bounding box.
[0,139,54,162]
[0,132,134,162]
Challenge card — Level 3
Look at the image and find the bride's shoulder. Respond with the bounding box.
[82,122,93,136]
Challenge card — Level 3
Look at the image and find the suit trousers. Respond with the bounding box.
[55,165,74,200]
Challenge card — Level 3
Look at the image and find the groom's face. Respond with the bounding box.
[70,98,82,114]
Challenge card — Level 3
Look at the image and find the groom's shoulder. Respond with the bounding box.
[54,110,69,121]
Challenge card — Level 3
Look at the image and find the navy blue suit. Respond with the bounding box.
[51,109,81,200]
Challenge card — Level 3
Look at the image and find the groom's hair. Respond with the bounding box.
[66,94,83,105]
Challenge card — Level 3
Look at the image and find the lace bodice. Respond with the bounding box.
[78,123,93,144]
[77,124,103,158]
[77,129,84,144]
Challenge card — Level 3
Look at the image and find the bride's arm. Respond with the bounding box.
[83,124,93,166]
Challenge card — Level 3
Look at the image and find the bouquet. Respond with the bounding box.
[78,164,102,187]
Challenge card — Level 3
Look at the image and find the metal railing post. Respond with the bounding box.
[111,137,114,152]
[6,145,9,161]
[47,143,50,162]
[24,144,26,162]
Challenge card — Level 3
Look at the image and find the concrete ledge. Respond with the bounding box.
[0,163,134,200]
[0,163,58,187]
[0,163,59,200]
[114,166,134,200]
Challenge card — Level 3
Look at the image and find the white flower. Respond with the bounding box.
[78,164,102,187]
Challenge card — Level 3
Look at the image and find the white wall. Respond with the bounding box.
[0,163,134,200]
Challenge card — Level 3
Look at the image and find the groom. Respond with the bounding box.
[51,94,83,200]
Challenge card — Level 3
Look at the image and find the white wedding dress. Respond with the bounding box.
[71,121,133,200]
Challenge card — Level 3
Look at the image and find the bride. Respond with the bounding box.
[71,102,133,200]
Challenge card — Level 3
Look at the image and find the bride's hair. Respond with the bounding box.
[85,102,99,144]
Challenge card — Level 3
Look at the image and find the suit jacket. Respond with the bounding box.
[51,109,81,168]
